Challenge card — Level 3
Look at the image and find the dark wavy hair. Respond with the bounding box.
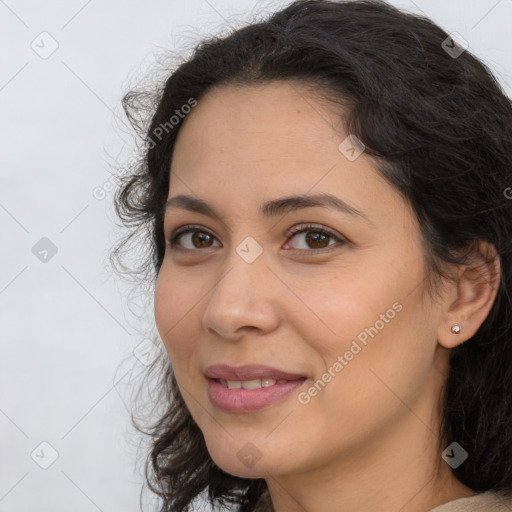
[110,1,512,510]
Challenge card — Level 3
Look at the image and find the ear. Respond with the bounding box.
[437,240,501,349]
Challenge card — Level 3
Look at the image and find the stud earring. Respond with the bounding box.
[451,325,461,334]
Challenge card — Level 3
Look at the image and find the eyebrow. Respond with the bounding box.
[165,193,371,223]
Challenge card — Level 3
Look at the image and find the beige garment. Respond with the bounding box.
[429,490,512,511]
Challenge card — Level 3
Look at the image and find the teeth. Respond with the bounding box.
[218,378,279,389]
[261,378,277,388]
[241,379,262,389]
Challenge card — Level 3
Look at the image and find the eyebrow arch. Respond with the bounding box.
[165,193,371,223]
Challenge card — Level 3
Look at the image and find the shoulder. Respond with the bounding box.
[429,490,512,512]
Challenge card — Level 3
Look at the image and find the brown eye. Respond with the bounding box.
[191,232,214,248]
[286,224,345,253]
[304,231,330,249]
[169,227,220,250]
[167,223,345,254]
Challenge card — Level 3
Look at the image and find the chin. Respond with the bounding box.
[217,461,268,479]
[205,439,283,479]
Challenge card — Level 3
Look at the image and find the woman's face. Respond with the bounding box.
[154,81,450,480]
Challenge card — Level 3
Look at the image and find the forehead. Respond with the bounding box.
[168,81,407,228]
[173,81,344,166]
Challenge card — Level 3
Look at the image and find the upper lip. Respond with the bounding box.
[204,364,306,381]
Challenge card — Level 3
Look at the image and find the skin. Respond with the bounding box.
[154,81,500,512]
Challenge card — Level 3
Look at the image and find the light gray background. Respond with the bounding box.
[2,0,511,511]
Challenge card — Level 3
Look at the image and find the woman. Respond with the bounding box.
[112,1,512,510]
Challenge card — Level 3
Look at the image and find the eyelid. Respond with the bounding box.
[167,222,347,254]
[284,223,346,254]
[168,224,219,247]
[287,223,343,241]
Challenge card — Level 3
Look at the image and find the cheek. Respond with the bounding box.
[300,261,431,394]
[300,269,398,358]
[154,270,198,362]
[303,271,434,416]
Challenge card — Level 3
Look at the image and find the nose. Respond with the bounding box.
[201,245,281,341]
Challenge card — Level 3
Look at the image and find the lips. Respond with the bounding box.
[204,364,308,413]
[204,364,306,382]
[218,377,288,389]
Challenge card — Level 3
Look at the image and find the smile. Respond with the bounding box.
[218,378,290,389]
[206,377,307,413]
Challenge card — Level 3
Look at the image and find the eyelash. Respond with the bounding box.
[167,223,346,256]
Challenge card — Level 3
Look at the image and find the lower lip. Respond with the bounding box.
[206,378,307,413]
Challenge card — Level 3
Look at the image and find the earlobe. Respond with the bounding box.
[437,241,501,349]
